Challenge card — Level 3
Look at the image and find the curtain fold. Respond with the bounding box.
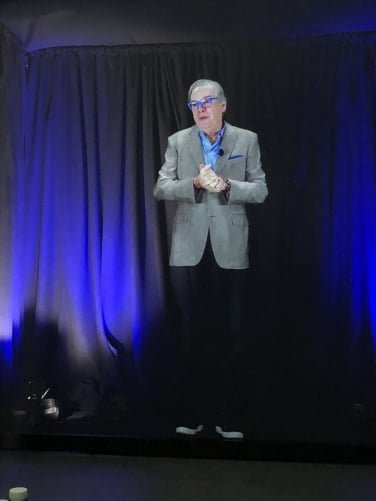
[0,23,25,394]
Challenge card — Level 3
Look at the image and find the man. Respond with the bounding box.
[154,79,268,439]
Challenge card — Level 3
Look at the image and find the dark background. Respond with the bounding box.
[1,0,376,49]
[0,0,376,455]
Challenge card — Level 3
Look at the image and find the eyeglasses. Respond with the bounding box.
[187,96,220,111]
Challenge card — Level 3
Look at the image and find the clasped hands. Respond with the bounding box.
[193,164,227,192]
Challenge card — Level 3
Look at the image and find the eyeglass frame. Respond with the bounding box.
[187,96,221,111]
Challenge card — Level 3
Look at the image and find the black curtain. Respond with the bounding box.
[1,32,376,439]
[0,23,25,395]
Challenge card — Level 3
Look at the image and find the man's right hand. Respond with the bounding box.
[194,164,226,192]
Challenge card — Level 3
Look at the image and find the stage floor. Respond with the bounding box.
[1,399,376,464]
[1,449,376,501]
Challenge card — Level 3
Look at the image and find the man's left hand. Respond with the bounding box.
[206,176,228,192]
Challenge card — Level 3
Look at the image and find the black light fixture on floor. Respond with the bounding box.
[12,379,60,425]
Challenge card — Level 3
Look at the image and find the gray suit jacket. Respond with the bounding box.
[153,123,268,269]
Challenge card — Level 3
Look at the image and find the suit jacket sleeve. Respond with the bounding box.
[227,133,268,204]
[153,136,198,203]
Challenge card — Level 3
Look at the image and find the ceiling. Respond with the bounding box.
[0,0,375,51]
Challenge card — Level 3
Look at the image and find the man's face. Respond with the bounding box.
[190,85,226,136]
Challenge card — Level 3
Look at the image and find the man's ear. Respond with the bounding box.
[222,102,227,113]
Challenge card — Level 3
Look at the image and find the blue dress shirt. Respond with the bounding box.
[199,126,225,171]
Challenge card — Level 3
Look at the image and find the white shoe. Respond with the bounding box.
[176,424,204,436]
[215,425,244,439]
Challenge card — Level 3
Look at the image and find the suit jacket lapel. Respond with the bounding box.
[215,124,237,175]
[187,123,238,175]
[188,127,205,172]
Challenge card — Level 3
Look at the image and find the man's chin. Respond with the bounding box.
[197,122,213,133]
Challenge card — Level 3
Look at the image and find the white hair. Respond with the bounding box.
[188,79,227,102]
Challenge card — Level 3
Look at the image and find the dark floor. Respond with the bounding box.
[2,397,376,447]
[1,399,376,500]
[1,449,376,501]
[1,391,376,472]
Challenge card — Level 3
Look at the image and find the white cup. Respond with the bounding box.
[9,486,28,501]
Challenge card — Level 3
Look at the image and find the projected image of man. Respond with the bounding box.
[154,79,268,439]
